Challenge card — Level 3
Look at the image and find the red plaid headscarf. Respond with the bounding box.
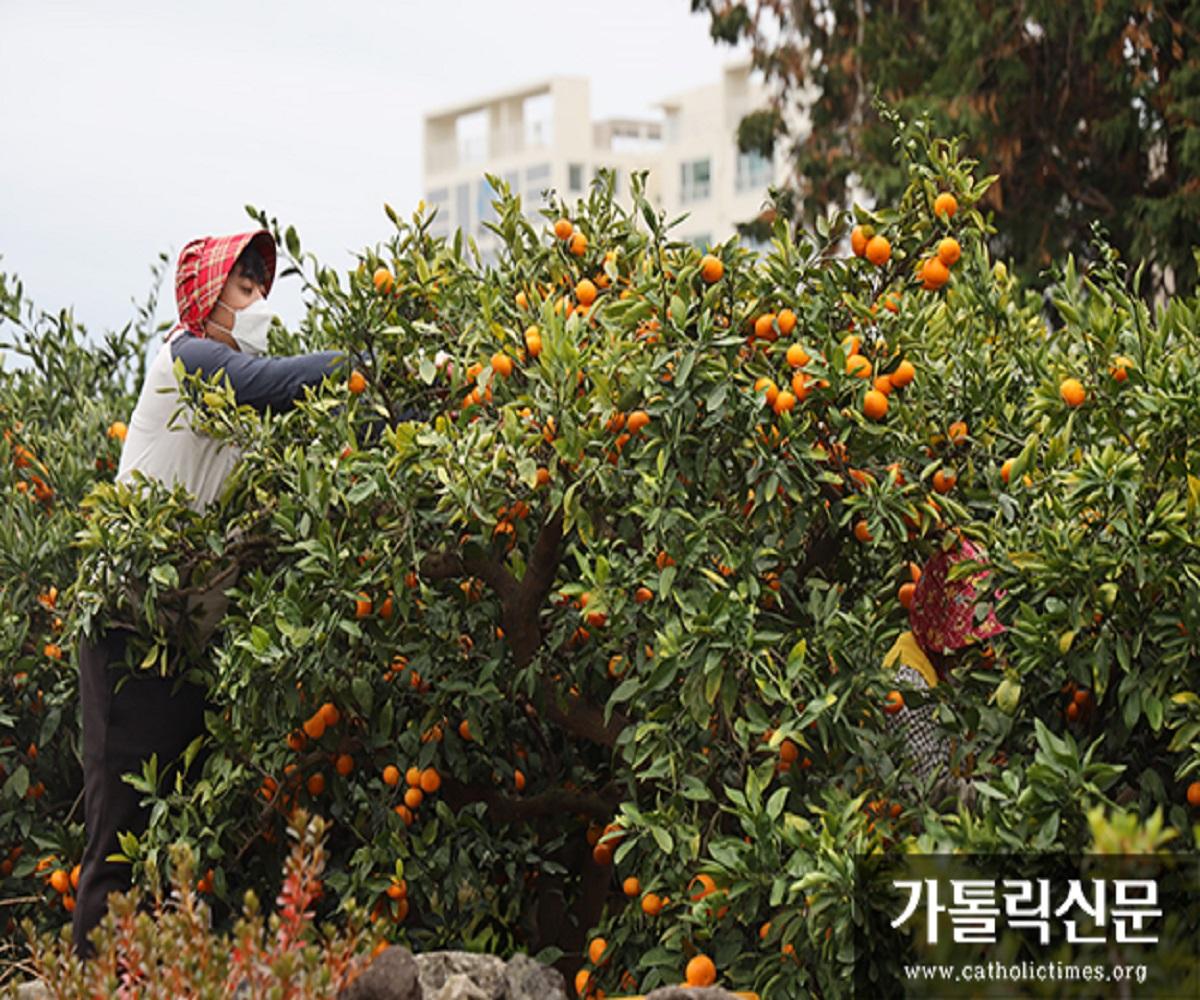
[909,535,1006,656]
[173,230,276,336]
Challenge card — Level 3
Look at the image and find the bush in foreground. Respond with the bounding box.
[7,810,370,999]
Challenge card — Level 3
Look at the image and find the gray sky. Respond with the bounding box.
[0,0,747,348]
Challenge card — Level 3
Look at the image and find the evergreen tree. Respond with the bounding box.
[695,0,1200,294]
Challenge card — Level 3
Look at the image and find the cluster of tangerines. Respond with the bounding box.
[382,653,431,693]
[741,193,957,431]
[584,819,627,868]
[35,584,64,662]
[27,854,81,914]
[863,796,905,835]
[575,873,732,997]
[380,760,442,829]
[850,191,961,291]
[0,844,22,880]
[1060,681,1095,726]
[576,950,720,999]
[748,318,918,429]
[368,874,410,931]
[257,700,346,818]
[353,588,395,622]
[602,408,652,466]
[5,426,54,506]
[367,217,605,407]
[768,733,813,774]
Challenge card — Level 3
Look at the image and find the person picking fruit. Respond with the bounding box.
[883,533,1006,789]
[72,230,349,959]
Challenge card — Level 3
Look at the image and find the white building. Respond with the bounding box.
[421,63,786,255]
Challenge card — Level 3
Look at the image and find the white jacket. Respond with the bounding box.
[115,330,345,638]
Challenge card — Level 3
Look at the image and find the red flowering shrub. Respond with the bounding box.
[11,810,373,999]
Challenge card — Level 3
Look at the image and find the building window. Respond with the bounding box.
[736,150,773,192]
[455,109,488,166]
[426,187,450,237]
[455,182,471,233]
[680,158,712,203]
[523,93,553,148]
[568,163,585,193]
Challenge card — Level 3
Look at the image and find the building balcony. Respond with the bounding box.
[425,121,554,177]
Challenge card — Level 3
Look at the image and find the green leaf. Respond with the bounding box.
[346,479,378,504]
[704,666,722,706]
[250,626,272,654]
[670,295,687,328]
[766,786,788,821]
[149,564,178,589]
[994,677,1021,715]
[2,764,29,800]
[786,639,807,669]
[1123,688,1142,729]
[650,826,673,854]
[352,676,373,717]
[182,735,205,773]
[609,678,641,706]
[745,766,764,812]
[1144,694,1163,732]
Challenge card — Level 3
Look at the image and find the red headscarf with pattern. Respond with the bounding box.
[909,535,1006,656]
[173,230,276,336]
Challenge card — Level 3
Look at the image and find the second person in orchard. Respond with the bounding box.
[72,230,348,958]
[883,533,1007,790]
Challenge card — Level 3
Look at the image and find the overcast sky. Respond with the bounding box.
[0,0,748,354]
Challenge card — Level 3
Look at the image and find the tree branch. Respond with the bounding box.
[540,689,629,750]
[418,546,516,603]
[442,779,621,823]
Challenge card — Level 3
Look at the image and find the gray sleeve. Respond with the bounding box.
[171,335,348,414]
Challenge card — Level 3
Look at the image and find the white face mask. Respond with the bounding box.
[209,296,276,355]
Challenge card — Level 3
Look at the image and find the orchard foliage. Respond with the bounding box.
[3,119,1200,996]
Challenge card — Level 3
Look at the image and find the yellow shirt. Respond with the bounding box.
[883,631,938,688]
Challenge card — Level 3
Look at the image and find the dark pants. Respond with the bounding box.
[72,628,209,958]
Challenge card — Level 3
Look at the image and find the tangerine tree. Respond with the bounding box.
[2,116,1199,996]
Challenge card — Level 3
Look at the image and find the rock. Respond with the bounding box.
[339,944,422,1000]
[503,952,567,1000]
[15,983,50,1000]
[645,988,742,1000]
[427,973,489,1000]
[415,952,507,999]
